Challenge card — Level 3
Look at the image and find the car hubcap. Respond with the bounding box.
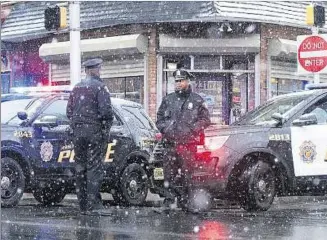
[1,165,20,199]
[129,180,137,190]
[255,169,274,203]
[258,179,267,192]
[125,172,146,200]
[1,177,10,189]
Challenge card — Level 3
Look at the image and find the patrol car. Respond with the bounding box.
[1,87,160,207]
[151,86,327,212]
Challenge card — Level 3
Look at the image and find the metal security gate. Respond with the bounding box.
[50,57,145,84]
[271,59,327,82]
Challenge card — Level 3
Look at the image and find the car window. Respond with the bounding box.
[112,113,122,126]
[234,93,312,125]
[37,99,69,124]
[1,98,45,125]
[304,97,327,125]
[121,106,155,130]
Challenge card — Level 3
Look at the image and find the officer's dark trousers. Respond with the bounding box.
[162,143,196,201]
[73,125,106,212]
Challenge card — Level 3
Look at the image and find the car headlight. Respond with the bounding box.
[204,135,229,151]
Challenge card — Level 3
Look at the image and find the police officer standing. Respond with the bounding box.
[66,58,114,214]
[156,68,211,208]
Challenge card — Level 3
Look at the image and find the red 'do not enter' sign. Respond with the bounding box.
[298,35,327,73]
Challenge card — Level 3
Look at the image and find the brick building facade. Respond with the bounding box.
[2,1,327,123]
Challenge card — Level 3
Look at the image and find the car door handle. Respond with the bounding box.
[116,133,128,137]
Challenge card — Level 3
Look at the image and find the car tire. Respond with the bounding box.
[33,185,66,206]
[1,157,25,207]
[239,161,276,212]
[116,163,149,206]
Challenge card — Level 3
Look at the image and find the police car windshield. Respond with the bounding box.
[235,93,312,126]
[1,98,45,125]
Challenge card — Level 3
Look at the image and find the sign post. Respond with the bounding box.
[69,1,81,87]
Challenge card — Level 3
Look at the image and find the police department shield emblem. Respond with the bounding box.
[40,141,54,162]
[299,141,317,163]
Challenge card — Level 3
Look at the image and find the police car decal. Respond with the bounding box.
[40,141,54,162]
[269,134,290,141]
[57,140,117,163]
[291,125,327,176]
[14,130,33,138]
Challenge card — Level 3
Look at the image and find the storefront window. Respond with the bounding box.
[104,76,143,104]
[270,78,308,97]
[162,55,255,125]
[192,73,224,124]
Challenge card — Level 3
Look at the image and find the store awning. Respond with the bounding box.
[39,34,148,62]
[268,38,297,59]
[159,34,260,54]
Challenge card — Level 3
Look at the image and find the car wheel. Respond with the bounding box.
[239,161,276,211]
[33,185,66,206]
[118,163,149,206]
[1,157,25,207]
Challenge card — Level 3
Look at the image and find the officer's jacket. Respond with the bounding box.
[66,75,114,131]
[156,86,211,144]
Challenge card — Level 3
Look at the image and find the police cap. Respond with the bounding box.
[82,58,103,69]
[173,69,194,81]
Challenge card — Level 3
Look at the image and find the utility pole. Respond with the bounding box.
[312,26,320,84]
[306,3,325,84]
[69,1,81,86]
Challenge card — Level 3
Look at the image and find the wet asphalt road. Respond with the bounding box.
[1,194,327,240]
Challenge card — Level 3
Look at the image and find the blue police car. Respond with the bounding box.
[1,87,160,207]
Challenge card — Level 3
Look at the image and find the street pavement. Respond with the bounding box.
[1,193,327,240]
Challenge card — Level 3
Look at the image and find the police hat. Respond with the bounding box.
[173,69,194,81]
[82,58,103,69]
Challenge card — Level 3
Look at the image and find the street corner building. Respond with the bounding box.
[2,1,327,124]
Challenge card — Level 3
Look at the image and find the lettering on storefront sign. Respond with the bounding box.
[195,80,220,90]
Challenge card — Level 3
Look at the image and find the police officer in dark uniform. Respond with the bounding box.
[156,68,211,208]
[66,58,114,214]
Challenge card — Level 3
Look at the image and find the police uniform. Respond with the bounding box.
[156,68,211,205]
[66,58,114,213]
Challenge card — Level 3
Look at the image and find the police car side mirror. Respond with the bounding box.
[292,113,318,127]
[271,113,285,125]
[17,111,28,121]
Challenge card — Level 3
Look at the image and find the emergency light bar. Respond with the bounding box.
[305,83,327,90]
[10,85,73,94]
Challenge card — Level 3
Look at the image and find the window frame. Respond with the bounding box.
[303,96,327,125]
[34,97,70,125]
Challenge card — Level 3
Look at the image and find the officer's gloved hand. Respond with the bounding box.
[67,126,74,139]
[101,128,111,142]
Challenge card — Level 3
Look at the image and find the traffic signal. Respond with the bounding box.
[44,6,67,31]
[306,4,325,27]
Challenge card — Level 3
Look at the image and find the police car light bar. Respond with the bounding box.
[10,85,73,94]
[305,83,327,90]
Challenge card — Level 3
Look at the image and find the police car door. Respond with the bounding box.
[291,95,327,177]
[31,97,70,173]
